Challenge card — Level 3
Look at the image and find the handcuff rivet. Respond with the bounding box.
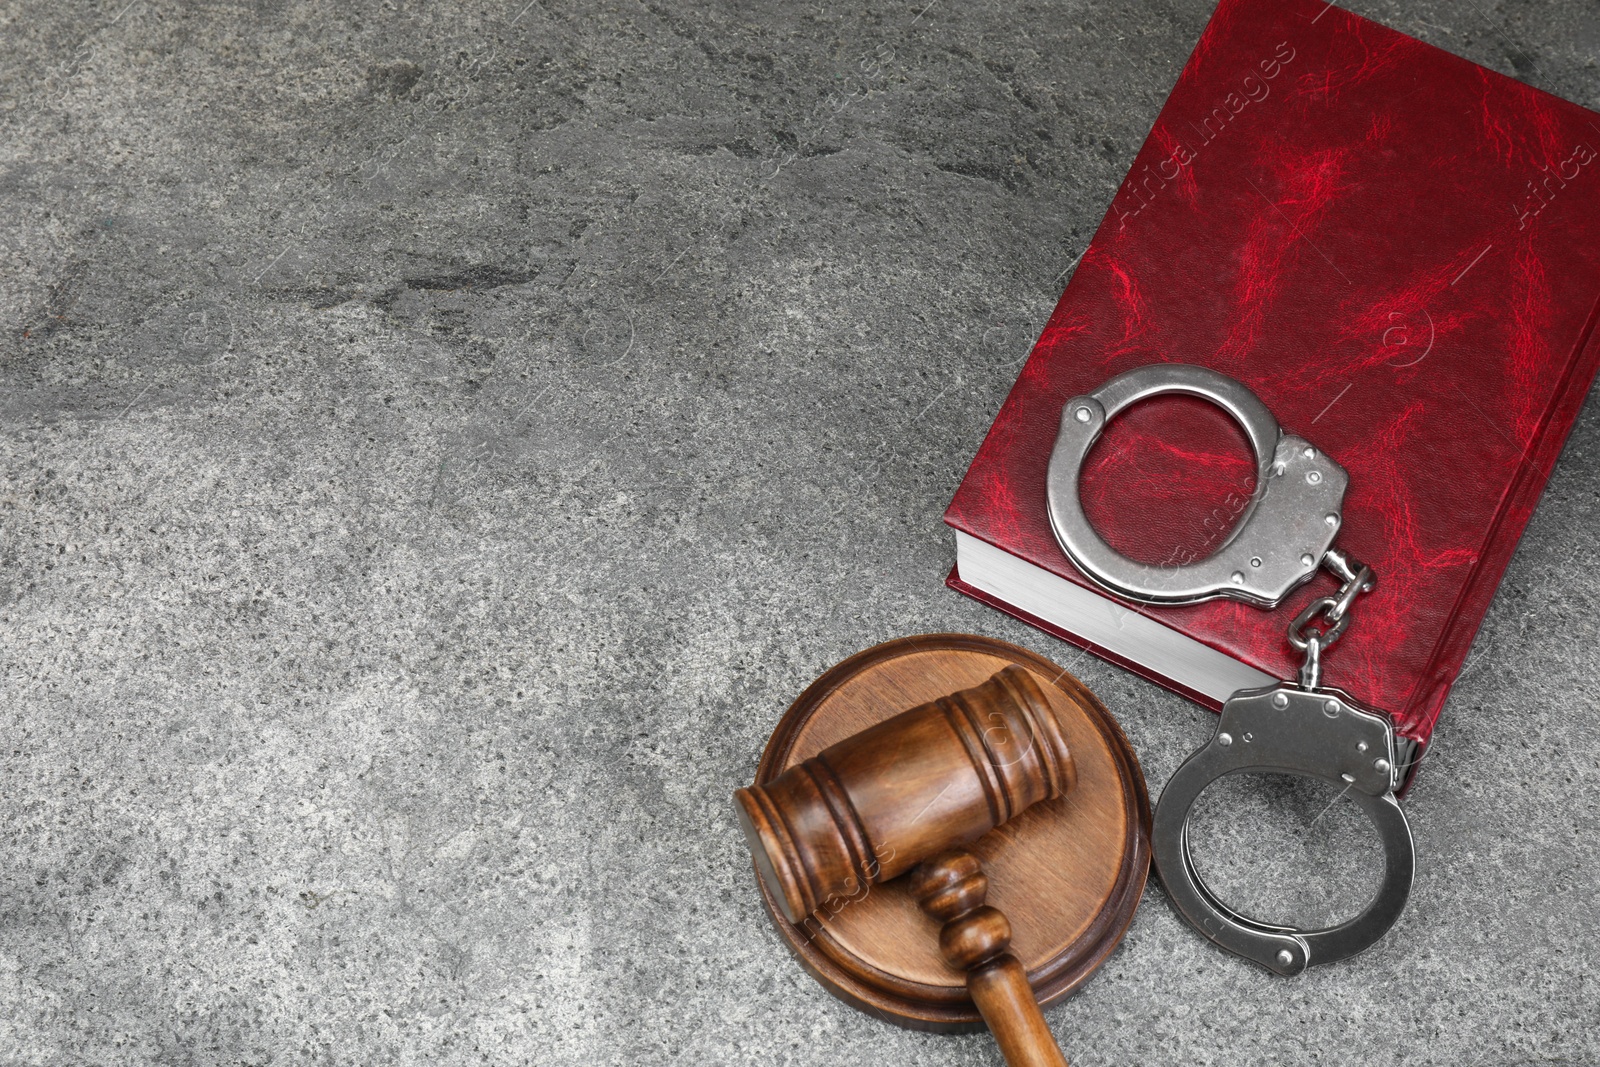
[1323,699,1341,717]
[1276,949,1295,966]
[1374,758,1391,775]
[1357,740,1369,753]
[1306,470,1323,485]
[1302,447,1315,459]
[1231,571,1244,584]
[1272,693,1289,709]
[1300,554,1315,567]
[1218,732,1233,747]
[1250,557,1262,568]
[1074,406,1092,423]
[1325,513,1339,526]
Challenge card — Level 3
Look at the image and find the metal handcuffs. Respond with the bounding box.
[1046,364,1414,975]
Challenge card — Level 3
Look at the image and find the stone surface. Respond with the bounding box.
[1,0,1597,1064]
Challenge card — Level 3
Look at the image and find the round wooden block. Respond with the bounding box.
[749,633,1151,1032]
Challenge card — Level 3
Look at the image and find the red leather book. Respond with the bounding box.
[944,0,1600,760]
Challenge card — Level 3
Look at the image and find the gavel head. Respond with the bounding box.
[734,665,1077,924]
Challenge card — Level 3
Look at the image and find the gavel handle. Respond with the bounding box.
[910,849,1069,1067]
[966,955,1070,1067]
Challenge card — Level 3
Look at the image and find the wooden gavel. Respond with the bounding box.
[735,666,1077,1067]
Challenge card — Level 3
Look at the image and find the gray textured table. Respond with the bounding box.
[2,1,1597,1064]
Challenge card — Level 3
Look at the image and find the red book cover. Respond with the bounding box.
[944,0,1600,752]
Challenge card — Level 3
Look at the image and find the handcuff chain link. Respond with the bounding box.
[1287,546,1376,690]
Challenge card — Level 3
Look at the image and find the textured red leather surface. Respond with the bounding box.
[944,0,1600,748]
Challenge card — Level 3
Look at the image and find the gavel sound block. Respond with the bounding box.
[734,634,1150,1045]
